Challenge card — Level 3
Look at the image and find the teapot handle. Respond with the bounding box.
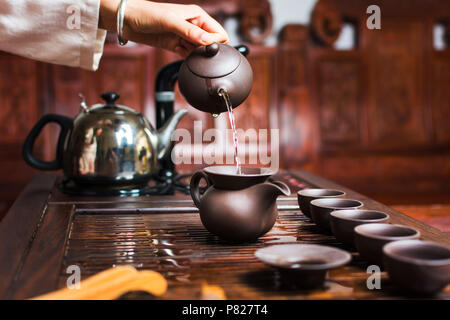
[22,114,73,170]
[190,170,211,208]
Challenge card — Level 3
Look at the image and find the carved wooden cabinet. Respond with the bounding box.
[278,0,450,203]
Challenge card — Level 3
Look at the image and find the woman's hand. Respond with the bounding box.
[99,0,229,56]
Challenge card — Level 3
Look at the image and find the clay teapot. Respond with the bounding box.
[178,43,253,114]
[190,166,291,242]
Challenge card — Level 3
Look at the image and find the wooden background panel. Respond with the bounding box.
[430,52,450,144]
[280,0,450,206]
[277,25,317,168]
[0,54,42,144]
[320,154,450,181]
[314,56,363,148]
[329,0,450,20]
[364,22,427,147]
[49,66,86,117]
[0,54,42,214]
[278,87,316,168]
[55,45,153,117]
[234,46,277,133]
[94,56,147,113]
[277,25,309,89]
[318,154,450,204]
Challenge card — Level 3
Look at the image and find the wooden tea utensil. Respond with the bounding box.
[201,282,226,300]
[32,265,167,300]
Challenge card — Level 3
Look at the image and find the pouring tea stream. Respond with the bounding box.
[178,43,254,174]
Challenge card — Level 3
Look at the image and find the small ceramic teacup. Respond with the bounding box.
[255,244,351,288]
[297,189,345,218]
[310,198,363,233]
[354,223,420,267]
[383,240,450,295]
[330,209,390,247]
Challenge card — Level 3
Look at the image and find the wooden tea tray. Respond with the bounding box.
[0,171,448,299]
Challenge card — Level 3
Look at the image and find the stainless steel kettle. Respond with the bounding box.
[23,92,187,186]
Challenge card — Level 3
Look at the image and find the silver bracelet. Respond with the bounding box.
[116,0,128,46]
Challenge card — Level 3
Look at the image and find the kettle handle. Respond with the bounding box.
[23,114,73,170]
[189,170,211,208]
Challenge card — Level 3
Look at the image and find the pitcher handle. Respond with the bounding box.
[190,170,211,208]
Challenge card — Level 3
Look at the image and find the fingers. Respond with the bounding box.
[123,1,229,52]
[167,19,219,46]
[164,5,228,46]
[124,31,193,58]
[188,13,228,43]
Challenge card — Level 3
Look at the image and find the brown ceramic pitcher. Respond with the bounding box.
[190,166,291,242]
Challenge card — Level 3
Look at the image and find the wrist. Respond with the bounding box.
[98,0,121,31]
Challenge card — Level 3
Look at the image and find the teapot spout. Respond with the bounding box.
[156,109,188,160]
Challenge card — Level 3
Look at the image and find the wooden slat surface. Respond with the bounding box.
[8,204,74,299]
[0,171,449,299]
[59,210,450,299]
[0,174,56,298]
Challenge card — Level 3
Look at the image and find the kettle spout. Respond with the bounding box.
[156,109,188,160]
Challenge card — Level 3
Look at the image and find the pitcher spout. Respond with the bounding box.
[253,180,291,200]
[156,109,188,160]
[268,180,291,197]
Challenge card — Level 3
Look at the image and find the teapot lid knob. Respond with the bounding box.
[101,92,120,105]
[205,43,219,57]
[184,43,241,78]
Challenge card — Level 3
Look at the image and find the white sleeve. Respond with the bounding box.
[0,0,107,71]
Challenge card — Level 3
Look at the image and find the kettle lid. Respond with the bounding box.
[185,43,241,78]
[89,92,138,114]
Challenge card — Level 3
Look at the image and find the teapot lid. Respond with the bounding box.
[185,43,241,78]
